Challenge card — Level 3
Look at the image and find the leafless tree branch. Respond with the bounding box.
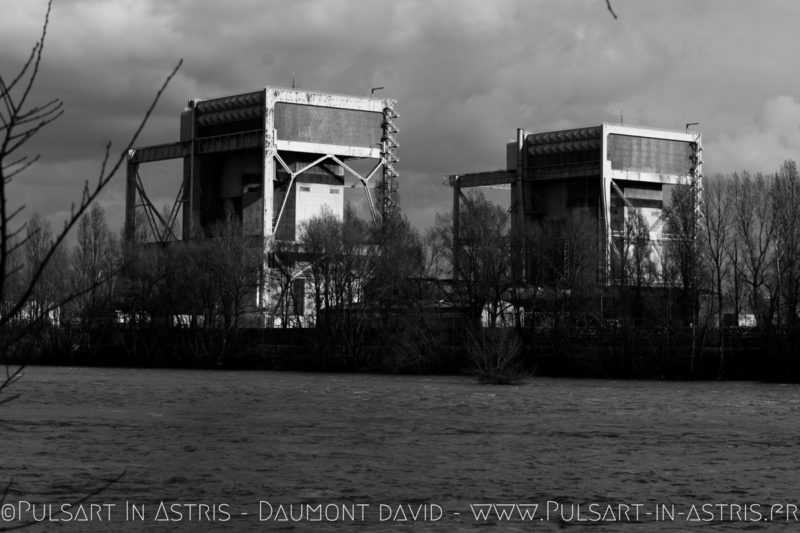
[605,0,618,19]
[0,470,127,531]
[0,58,182,331]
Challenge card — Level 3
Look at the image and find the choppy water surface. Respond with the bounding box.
[3,367,800,531]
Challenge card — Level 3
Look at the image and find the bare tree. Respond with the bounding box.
[205,214,262,333]
[731,171,776,328]
[366,213,440,371]
[529,208,599,328]
[71,203,119,325]
[700,174,733,375]
[607,209,656,326]
[23,213,68,323]
[294,206,375,366]
[771,160,800,329]
[0,0,180,396]
[664,183,704,326]
[724,176,747,325]
[298,207,347,329]
[430,191,514,327]
[701,175,732,327]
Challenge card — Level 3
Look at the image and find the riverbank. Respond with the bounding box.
[8,324,800,381]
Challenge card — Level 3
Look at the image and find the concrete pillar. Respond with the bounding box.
[260,89,277,314]
[124,153,138,243]
[452,179,460,281]
[515,128,526,282]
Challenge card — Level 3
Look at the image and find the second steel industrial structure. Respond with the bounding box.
[448,123,702,285]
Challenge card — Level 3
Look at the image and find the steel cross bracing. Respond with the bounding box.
[271,152,385,232]
[132,167,183,244]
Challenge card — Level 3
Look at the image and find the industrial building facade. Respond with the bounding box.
[449,123,702,285]
[126,87,398,319]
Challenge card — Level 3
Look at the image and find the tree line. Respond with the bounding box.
[10,159,800,380]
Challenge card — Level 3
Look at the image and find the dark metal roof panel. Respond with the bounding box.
[196,106,263,126]
[527,125,602,145]
[194,91,264,114]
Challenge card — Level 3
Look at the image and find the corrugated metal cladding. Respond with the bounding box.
[607,134,692,175]
[194,92,264,113]
[193,92,265,129]
[274,103,383,148]
[527,126,602,152]
[526,126,602,171]
[196,106,262,127]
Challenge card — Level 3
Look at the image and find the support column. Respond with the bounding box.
[124,152,138,243]
[600,126,612,284]
[515,128,526,282]
[182,153,192,240]
[452,178,460,282]
[260,89,277,315]
[181,106,196,241]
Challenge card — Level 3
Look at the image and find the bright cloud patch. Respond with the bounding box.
[708,96,800,175]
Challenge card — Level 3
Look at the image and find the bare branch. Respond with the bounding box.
[0,470,126,532]
[0,42,39,102]
[0,477,12,506]
[6,108,64,154]
[0,59,183,330]
[0,268,118,375]
[4,205,26,225]
[15,98,63,126]
[7,238,26,256]
[0,393,21,407]
[3,154,40,180]
[605,0,618,19]
[97,142,111,189]
[0,364,24,396]
[14,1,54,123]
[0,1,54,306]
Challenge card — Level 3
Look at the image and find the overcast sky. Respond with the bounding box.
[2,0,799,236]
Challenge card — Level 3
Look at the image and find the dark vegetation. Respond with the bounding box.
[9,164,800,383]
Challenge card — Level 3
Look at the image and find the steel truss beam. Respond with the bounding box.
[132,168,184,244]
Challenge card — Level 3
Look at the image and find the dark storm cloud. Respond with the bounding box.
[2,0,800,235]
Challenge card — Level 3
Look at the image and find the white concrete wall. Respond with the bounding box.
[295,183,344,230]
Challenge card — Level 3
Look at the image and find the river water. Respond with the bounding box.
[2,367,800,531]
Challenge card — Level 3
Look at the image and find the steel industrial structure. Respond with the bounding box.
[447,123,702,283]
[126,87,398,315]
